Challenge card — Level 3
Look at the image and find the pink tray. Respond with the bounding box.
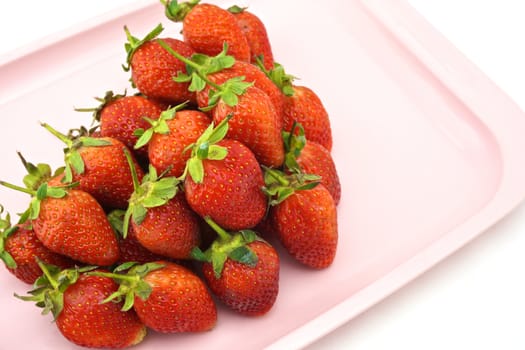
[2,0,525,349]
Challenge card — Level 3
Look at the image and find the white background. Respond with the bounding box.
[1,1,525,349]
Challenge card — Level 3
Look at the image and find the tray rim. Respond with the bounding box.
[268,0,525,348]
[2,1,525,349]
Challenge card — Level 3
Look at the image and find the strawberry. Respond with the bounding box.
[18,263,146,348]
[213,85,284,168]
[283,123,341,205]
[0,207,75,284]
[107,209,167,264]
[41,123,144,209]
[196,60,285,122]
[264,169,338,269]
[183,118,267,230]
[123,149,200,260]
[134,104,211,178]
[77,91,165,160]
[164,1,251,62]
[124,24,196,105]
[193,217,280,316]
[0,181,120,266]
[228,5,275,70]
[95,261,217,333]
[257,62,333,150]
[283,85,333,151]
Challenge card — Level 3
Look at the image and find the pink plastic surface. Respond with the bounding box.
[2,0,525,349]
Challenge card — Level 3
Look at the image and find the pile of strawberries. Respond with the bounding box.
[0,0,341,348]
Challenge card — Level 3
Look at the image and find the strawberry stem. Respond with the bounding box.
[156,39,222,91]
[0,181,36,196]
[204,216,231,241]
[40,122,73,147]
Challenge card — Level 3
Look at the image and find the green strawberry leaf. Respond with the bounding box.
[134,102,188,149]
[188,73,207,92]
[91,262,165,311]
[256,58,297,96]
[207,145,228,160]
[187,157,204,184]
[229,246,258,267]
[211,251,228,279]
[0,208,18,269]
[123,23,164,71]
[162,0,200,22]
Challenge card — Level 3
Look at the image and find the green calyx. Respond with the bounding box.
[157,40,253,111]
[282,122,307,173]
[123,23,164,72]
[88,262,166,311]
[227,5,247,14]
[41,122,111,183]
[262,167,321,206]
[262,122,321,205]
[191,216,259,278]
[107,209,127,238]
[133,101,188,149]
[161,0,200,22]
[0,181,76,223]
[15,260,97,320]
[255,57,297,97]
[74,90,126,123]
[17,152,64,192]
[123,148,180,238]
[0,205,18,269]
[181,115,231,184]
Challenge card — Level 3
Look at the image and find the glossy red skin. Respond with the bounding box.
[99,95,164,159]
[184,139,267,230]
[196,60,285,120]
[297,141,341,205]
[271,184,338,269]
[33,189,120,266]
[213,86,284,168]
[118,226,167,264]
[131,37,196,105]
[3,225,75,284]
[233,10,274,70]
[57,273,146,348]
[133,261,217,333]
[183,4,251,62]
[148,110,211,178]
[283,85,333,151]
[132,193,200,260]
[75,137,144,210]
[202,240,280,316]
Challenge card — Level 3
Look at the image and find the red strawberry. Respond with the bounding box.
[0,207,75,284]
[42,123,144,210]
[124,24,196,105]
[296,141,341,205]
[123,149,200,260]
[194,217,280,316]
[196,60,285,121]
[78,91,164,160]
[264,170,338,269]
[18,264,146,348]
[165,2,251,62]
[141,107,211,178]
[283,124,341,205]
[228,6,275,70]
[213,85,284,168]
[283,85,333,151]
[97,261,217,333]
[183,119,267,230]
[107,210,167,264]
[0,181,120,266]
